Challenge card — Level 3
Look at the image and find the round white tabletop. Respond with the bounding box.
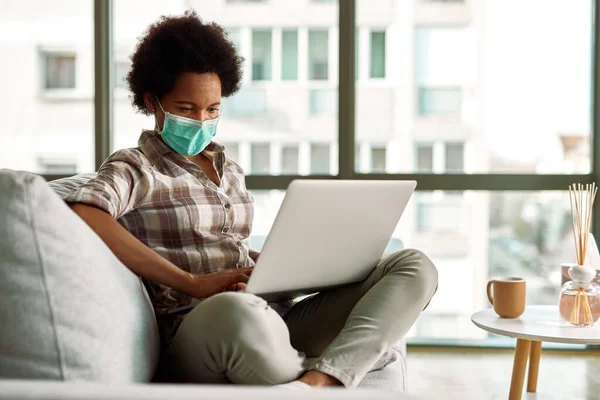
[471,305,600,345]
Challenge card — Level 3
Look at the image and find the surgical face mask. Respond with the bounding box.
[154,99,219,156]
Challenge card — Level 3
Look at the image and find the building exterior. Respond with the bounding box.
[0,0,591,343]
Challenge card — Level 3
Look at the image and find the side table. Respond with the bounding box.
[471,305,600,400]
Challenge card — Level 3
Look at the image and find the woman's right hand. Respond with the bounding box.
[184,267,254,299]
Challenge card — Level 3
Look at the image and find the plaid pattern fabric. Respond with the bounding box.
[63,130,255,345]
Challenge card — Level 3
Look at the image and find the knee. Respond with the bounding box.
[405,248,438,287]
[386,249,439,294]
[167,292,302,385]
[181,292,273,344]
[199,291,268,316]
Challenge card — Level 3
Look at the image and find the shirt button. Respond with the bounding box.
[223,227,229,233]
[236,241,242,247]
[224,203,231,209]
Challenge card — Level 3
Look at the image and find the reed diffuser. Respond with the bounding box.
[558,183,600,326]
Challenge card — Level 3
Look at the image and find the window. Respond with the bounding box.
[223,88,267,117]
[310,143,330,174]
[355,7,591,175]
[250,143,270,174]
[371,146,386,173]
[415,144,434,172]
[408,190,573,342]
[351,0,593,347]
[250,188,575,345]
[414,25,468,118]
[370,31,386,79]
[44,53,76,90]
[29,0,592,348]
[114,61,129,89]
[445,142,464,172]
[282,29,298,81]
[309,29,329,80]
[281,145,299,174]
[418,87,462,117]
[0,2,94,174]
[112,1,338,173]
[252,29,272,81]
[310,89,337,115]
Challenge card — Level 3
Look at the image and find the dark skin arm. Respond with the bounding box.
[68,203,252,298]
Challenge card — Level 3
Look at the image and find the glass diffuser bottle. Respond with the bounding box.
[559,183,600,326]
[559,264,600,326]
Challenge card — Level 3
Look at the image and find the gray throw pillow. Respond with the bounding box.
[0,169,159,382]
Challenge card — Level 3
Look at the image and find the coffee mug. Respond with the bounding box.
[486,277,526,318]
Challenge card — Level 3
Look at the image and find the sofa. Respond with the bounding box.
[0,169,413,399]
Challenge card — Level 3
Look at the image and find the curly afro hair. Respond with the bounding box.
[126,10,244,115]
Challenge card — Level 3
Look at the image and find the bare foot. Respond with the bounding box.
[297,370,344,387]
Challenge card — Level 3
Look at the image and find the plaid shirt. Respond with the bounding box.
[63,130,256,345]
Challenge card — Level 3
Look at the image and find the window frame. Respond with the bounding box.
[309,142,333,175]
[38,46,80,99]
[45,0,600,329]
[41,51,77,91]
[44,0,600,230]
[251,28,273,81]
[308,28,330,81]
[415,143,435,173]
[370,144,387,173]
[280,144,300,175]
[281,29,299,81]
[369,30,386,79]
[444,142,465,173]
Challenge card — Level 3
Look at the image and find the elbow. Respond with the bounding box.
[67,202,109,220]
[67,202,88,216]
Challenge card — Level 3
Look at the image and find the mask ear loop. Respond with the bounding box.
[155,96,166,114]
[153,95,167,133]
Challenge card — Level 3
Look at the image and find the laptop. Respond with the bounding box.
[244,180,416,301]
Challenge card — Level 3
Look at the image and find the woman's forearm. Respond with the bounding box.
[68,203,194,294]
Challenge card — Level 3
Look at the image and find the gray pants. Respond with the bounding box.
[165,249,438,388]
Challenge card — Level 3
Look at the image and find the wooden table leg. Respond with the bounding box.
[527,340,542,393]
[509,339,531,400]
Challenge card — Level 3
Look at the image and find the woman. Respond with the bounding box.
[65,11,438,388]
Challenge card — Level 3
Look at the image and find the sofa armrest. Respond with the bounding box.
[0,380,421,400]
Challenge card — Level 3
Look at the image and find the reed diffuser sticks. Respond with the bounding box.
[567,183,597,325]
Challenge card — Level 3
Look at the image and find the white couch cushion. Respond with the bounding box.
[0,170,160,382]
